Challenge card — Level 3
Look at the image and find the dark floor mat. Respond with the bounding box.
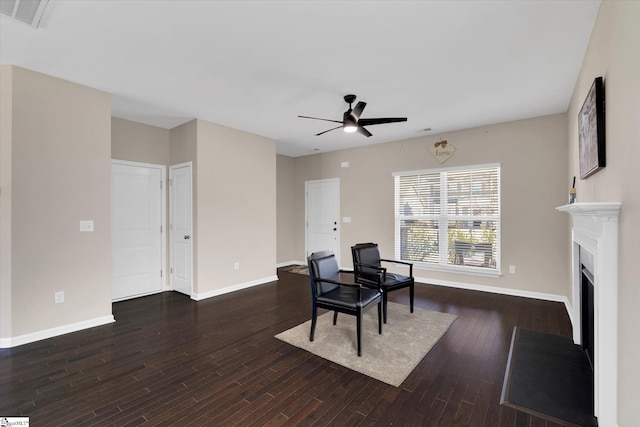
[501,327,597,427]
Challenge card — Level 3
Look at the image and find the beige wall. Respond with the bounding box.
[566,1,640,424]
[111,117,170,165]
[195,119,276,295]
[285,113,570,297]
[1,66,112,339]
[0,66,14,339]
[276,155,296,263]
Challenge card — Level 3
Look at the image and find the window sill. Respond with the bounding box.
[412,262,502,278]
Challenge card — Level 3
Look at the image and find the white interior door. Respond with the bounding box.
[306,178,340,259]
[112,161,165,301]
[169,162,193,296]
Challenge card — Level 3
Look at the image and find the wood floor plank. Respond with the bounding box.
[0,270,575,426]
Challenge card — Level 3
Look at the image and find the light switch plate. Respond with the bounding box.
[80,220,94,232]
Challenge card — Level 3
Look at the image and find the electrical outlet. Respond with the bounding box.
[55,291,64,304]
[509,265,516,274]
[234,262,240,270]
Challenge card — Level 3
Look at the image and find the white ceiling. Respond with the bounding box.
[0,0,600,157]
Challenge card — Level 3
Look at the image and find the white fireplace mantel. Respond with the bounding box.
[557,202,621,427]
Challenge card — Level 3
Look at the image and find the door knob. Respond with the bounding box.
[184,235,190,240]
[333,228,337,231]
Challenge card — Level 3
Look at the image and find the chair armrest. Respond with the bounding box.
[352,262,387,283]
[314,276,360,288]
[379,259,413,277]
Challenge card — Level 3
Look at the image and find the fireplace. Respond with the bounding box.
[581,258,595,371]
[557,202,621,427]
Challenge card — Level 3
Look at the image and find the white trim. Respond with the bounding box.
[416,276,571,308]
[0,315,115,349]
[394,164,501,273]
[192,275,278,301]
[112,289,164,303]
[111,159,168,292]
[557,202,620,427]
[305,178,340,260]
[169,161,194,295]
[392,162,501,177]
[414,263,501,278]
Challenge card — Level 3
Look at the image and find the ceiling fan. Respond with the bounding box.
[298,94,407,137]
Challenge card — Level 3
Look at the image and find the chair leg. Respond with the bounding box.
[356,311,362,357]
[310,306,317,341]
[333,311,338,325]
[382,292,388,324]
[410,283,414,313]
[378,302,382,334]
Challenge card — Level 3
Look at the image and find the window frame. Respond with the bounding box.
[393,163,501,277]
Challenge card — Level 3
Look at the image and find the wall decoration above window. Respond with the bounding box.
[427,140,456,164]
[578,76,606,179]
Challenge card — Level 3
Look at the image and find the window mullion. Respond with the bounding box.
[438,171,448,264]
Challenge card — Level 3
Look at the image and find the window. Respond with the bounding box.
[394,163,500,275]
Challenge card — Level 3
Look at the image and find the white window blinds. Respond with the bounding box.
[394,164,500,273]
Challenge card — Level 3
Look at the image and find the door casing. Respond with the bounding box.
[169,162,194,297]
[305,178,340,261]
[111,160,166,301]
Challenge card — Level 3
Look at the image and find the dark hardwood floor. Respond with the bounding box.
[0,270,573,426]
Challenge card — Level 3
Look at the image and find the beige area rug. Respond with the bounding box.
[279,264,309,275]
[275,302,457,387]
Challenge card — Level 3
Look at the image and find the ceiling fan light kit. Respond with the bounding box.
[299,94,407,137]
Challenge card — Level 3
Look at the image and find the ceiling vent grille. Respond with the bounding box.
[0,0,49,28]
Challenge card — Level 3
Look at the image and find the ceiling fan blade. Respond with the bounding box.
[315,125,343,136]
[298,115,344,124]
[357,126,372,137]
[352,102,366,119]
[358,117,407,126]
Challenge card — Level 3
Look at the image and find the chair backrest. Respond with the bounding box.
[351,243,382,282]
[307,251,340,297]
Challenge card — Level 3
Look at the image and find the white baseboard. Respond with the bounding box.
[192,275,278,301]
[417,276,572,314]
[0,315,115,349]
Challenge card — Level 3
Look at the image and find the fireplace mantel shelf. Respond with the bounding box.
[556,202,621,219]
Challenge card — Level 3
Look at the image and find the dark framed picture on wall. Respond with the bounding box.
[578,76,605,179]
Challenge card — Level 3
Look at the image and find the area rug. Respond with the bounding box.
[278,264,309,275]
[275,302,457,387]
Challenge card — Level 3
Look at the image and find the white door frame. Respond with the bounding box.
[169,161,194,297]
[305,178,340,261]
[111,159,167,299]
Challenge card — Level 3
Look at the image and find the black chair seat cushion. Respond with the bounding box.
[359,272,412,290]
[382,273,413,289]
[318,286,381,309]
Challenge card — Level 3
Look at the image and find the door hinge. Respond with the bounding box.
[160,225,163,233]
[160,270,163,278]
[160,180,163,189]
[169,179,173,187]
[170,267,173,274]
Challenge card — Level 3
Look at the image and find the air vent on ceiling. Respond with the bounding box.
[0,0,49,28]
